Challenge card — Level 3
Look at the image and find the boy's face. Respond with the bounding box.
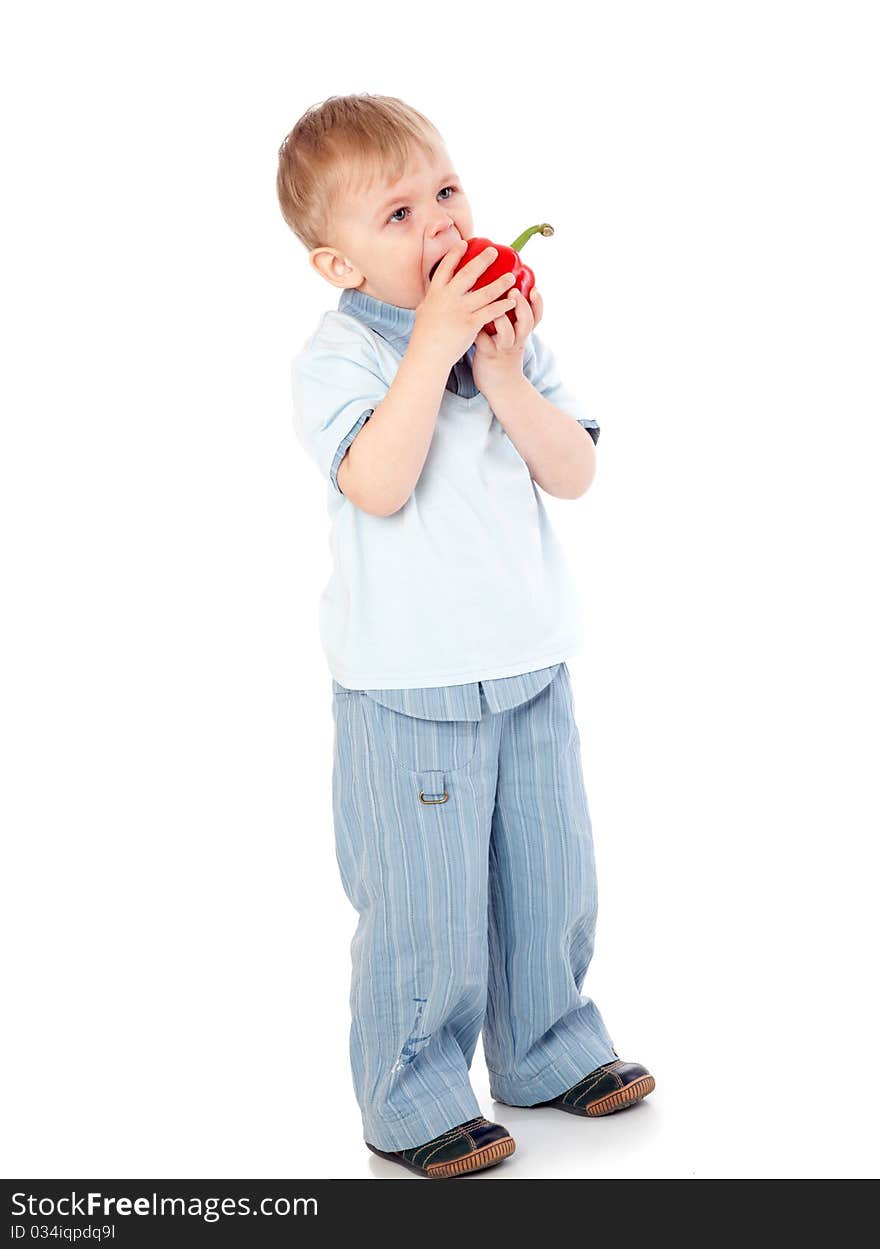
[310,142,475,310]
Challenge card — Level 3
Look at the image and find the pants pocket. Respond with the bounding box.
[362,694,478,775]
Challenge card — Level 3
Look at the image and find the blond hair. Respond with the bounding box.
[276,94,443,252]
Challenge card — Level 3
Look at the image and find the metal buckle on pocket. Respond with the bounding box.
[417,770,448,805]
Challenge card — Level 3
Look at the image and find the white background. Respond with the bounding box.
[2,0,878,1180]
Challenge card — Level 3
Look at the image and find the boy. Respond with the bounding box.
[277,94,653,1180]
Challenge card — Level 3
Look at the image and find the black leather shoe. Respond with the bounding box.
[529,1060,655,1117]
[366,1116,516,1178]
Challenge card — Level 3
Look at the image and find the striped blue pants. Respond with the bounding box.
[330,663,617,1151]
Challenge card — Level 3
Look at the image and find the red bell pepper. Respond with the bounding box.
[453,222,554,336]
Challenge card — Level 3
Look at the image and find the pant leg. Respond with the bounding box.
[483,663,618,1106]
[331,687,501,1151]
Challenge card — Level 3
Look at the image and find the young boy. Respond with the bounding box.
[277,94,653,1180]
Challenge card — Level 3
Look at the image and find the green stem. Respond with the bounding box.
[509,223,555,253]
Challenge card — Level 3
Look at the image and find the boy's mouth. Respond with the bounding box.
[426,237,464,283]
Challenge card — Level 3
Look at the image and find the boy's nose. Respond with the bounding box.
[428,212,456,237]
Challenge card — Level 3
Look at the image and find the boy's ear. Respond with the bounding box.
[309,246,363,290]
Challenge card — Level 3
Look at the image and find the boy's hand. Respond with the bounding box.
[411,241,519,369]
[472,286,543,398]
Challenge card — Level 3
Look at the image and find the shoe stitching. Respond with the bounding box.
[565,1068,611,1101]
[567,1065,624,1107]
[569,1064,646,1108]
[419,1120,497,1169]
[420,1135,469,1167]
[408,1115,484,1152]
[408,1118,488,1166]
[409,1132,461,1165]
[567,1075,609,1107]
[422,1128,502,1170]
[418,1119,493,1166]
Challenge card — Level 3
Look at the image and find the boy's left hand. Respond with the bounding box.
[472,286,543,396]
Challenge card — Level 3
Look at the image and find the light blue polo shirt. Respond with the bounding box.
[290,287,600,694]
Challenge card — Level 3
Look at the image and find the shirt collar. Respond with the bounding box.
[337,287,476,373]
[337,287,417,356]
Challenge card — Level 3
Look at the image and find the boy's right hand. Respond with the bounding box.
[411,241,519,368]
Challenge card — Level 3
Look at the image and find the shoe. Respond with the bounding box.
[529,1060,655,1117]
[365,1116,516,1179]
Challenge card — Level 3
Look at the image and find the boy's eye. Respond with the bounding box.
[387,185,458,224]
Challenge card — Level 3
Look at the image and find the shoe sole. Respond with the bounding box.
[366,1134,516,1179]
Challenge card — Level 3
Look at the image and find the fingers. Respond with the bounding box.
[491,309,517,346]
[495,291,525,346]
[477,294,517,326]
[478,289,531,345]
[432,239,468,282]
[455,244,504,292]
[528,286,543,327]
[461,244,498,277]
[467,270,518,310]
[509,289,534,344]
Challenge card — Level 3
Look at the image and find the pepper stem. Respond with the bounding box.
[509,223,555,253]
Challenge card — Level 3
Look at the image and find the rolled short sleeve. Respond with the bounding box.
[290,313,390,495]
[523,331,600,445]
